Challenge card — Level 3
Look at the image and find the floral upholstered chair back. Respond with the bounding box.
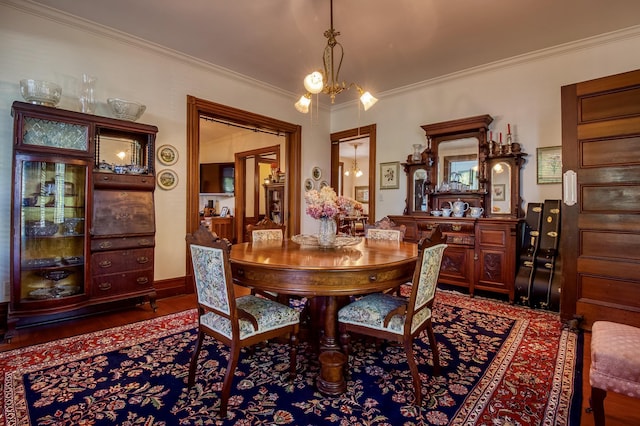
[407,243,447,333]
[366,228,403,241]
[190,244,233,315]
[186,227,236,330]
[247,217,286,243]
[364,216,406,241]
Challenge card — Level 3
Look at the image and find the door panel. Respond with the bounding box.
[561,68,640,329]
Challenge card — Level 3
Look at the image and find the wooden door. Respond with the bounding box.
[560,69,640,329]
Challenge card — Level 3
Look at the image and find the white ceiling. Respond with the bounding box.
[28,0,640,105]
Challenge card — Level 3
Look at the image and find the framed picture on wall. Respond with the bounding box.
[380,162,400,190]
[537,146,562,184]
[355,186,369,203]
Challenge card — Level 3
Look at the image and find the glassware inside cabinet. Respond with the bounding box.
[95,127,153,175]
[18,159,87,301]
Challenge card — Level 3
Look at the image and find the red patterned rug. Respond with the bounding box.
[0,291,581,425]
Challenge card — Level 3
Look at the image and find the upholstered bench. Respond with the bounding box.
[589,321,640,425]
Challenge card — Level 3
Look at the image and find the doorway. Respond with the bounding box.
[330,124,377,222]
[186,96,302,283]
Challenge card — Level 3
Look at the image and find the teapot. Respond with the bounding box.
[448,198,469,217]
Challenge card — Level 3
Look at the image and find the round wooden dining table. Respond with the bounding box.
[229,237,418,395]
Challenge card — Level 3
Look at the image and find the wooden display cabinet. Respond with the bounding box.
[7,101,158,340]
[264,182,285,225]
[390,113,526,302]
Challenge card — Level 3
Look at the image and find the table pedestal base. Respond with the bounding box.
[317,351,346,395]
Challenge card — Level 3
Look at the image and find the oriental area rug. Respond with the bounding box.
[0,291,582,425]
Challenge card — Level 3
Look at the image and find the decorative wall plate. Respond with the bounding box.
[157,144,178,166]
[157,169,178,190]
[311,166,322,181]
[304,178,314,191]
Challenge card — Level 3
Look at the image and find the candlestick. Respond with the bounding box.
[507,123,511,134]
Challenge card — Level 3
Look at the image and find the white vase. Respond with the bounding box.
[317,217,337,247]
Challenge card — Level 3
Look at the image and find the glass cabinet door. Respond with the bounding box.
[15,157,87,303]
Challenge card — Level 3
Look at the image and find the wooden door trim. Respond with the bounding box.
[186,96,302,290]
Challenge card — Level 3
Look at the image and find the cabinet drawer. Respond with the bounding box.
[445,234,475,246]
[477,227,507,247]
[91,236,154,251]
[91,248,153,273]
[92,190,155,236]
[91,270,154,298]
[93,172,155,190]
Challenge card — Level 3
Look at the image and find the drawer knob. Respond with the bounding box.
[368,275,377,282]
[137,277,149,285]
[137,256,149,264]
[99,241,112,249]
[98,282,112,290]
[138,239,151,246]
[98,260,112,268]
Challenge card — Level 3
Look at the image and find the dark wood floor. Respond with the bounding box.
[1,293,638,425]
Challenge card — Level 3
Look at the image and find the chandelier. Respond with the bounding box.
[344,142,363,177]
[295,0,378,114]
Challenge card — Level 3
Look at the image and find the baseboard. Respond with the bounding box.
[0,276,193,338]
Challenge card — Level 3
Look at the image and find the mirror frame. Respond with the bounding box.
[411,114,526,218]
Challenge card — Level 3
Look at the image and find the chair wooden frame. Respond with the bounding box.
[364,216,406,240]
[338,242,447,406]
[186,225,299,417]
[246,216,286,242]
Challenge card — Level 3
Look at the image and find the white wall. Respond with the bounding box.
[1,2,640,303]
[0,2,329,302]
[331,27,640,220]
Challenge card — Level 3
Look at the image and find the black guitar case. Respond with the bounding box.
[530,200,561,311]
[514,203,543,306]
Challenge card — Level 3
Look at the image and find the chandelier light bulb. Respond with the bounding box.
[294,94,311,113]
[304,72,324,94]
[360,91,378,111]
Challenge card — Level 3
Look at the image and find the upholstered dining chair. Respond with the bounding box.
[246,217,286,301]
[186,225,300,417]
[364,216,406,241]
[338,242,447,406]
[246,216,286,243]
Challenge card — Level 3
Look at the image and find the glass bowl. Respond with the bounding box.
[20,79,62,107]
[107,98,146,121]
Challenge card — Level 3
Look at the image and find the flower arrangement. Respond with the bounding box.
[305,186,363,220]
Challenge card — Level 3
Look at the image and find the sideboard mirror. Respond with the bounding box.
[402,114,526,218]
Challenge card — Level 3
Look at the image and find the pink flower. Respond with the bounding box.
[304,187,362,219]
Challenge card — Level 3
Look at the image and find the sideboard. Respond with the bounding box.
[390,215,519,302]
